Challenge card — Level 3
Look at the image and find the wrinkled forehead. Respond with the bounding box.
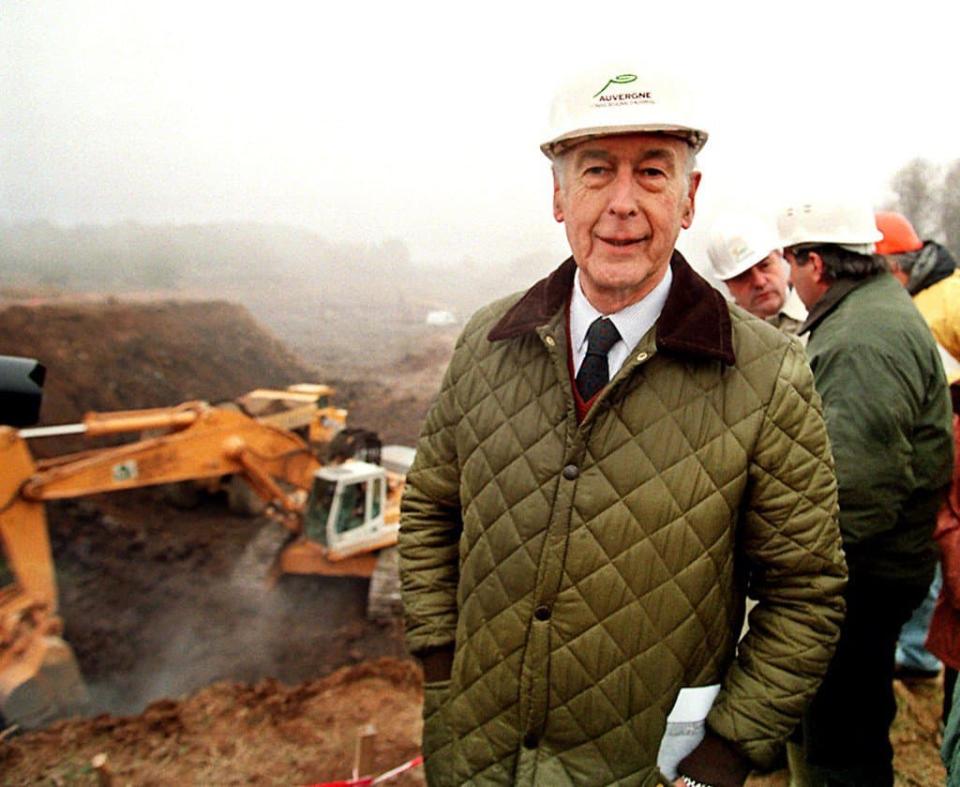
[557,132,691,170]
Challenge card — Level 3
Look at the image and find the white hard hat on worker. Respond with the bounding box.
[777,197,882,309]
[707,214,791,320]
[777,199,882,254]
[541,68,708,159]
[544,67,708,314]
[707,214,781,282]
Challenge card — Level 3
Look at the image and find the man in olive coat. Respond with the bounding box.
[780,198,954,786]
[399,68,847,787]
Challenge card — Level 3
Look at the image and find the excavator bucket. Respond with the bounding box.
[1,635,90,730]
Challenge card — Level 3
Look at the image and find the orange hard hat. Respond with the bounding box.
[875,211,923,255]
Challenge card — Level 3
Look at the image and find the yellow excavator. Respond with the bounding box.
[0,356,409,730]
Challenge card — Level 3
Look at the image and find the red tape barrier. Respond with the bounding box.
[307,754,423,787]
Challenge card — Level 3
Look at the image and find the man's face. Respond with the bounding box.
[553,133,700,312]
[784,248,822,309]
[724,251,789,319]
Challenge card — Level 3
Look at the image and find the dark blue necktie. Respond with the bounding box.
[576,317,621,401]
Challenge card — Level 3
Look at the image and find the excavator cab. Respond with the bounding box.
[302,461,390,556]
[289,460,404,620]
[0,355,46,427]
[272,448,410,619]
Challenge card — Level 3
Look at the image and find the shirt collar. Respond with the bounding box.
[780,287,808,323]
[487,252,736,367]
[570,265,674,355]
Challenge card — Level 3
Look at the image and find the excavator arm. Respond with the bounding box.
[3,404,322,606]
[24,403,321,506]
[0,403,324,729]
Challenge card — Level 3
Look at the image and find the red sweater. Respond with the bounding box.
[927,413,960,669]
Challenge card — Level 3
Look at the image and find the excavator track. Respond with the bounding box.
[366,547,402,622]
[230,519,292,593]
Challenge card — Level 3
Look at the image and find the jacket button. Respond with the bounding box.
[523,732,539,749]
[562,464,579,480]
[534,605,551,621]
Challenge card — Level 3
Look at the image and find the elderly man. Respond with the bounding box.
[707,214,806,336]
[400,68,847,787]
[779,200,954,786]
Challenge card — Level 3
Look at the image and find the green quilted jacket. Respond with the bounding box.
[400,254,846,786]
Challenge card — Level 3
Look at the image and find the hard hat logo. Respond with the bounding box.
[594,73,638,98]
[706,213,781,281]
[540,66,709,157]
[730,239,749,259]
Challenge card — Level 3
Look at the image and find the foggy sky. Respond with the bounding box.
[3,0,960,271]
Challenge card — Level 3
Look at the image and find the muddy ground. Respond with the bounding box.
[0,297,948,785]
[1,659,425,786]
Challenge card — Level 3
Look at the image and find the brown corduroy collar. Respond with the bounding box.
[487,251,736,366]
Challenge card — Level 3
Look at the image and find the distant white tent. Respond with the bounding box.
[426,310,457,326]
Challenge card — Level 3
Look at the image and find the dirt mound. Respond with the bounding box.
[0,297,457,449]
[0,658,426,786]
[0,300,317,453]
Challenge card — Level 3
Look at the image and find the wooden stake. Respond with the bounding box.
[352,724,377,781]
[91,753,113,787]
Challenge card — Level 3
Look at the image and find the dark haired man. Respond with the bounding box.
[780,198,954,786]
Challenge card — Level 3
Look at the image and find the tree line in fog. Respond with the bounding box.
[886,157,960,259]
[0,219,557,323]
[0,221,414,292]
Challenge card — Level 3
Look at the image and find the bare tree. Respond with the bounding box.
[941,160,960,259]
[887,157,941,239]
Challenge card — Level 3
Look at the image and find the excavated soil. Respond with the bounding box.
[0,298,947,785]
[0,659,425,786]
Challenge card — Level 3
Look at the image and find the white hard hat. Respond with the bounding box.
[540,67,708,159]
[777,198,882,253]
[707,214,781,281]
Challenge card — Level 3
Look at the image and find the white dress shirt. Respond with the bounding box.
[570,265,673,378]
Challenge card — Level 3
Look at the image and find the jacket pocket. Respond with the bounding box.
[422,679,454,786]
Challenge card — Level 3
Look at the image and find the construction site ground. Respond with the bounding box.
[0,297,947,785]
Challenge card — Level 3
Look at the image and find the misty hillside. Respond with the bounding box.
[0,220,557,323]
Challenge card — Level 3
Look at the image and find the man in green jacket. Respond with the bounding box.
[399,67,848,787]
[779,198,954,786]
